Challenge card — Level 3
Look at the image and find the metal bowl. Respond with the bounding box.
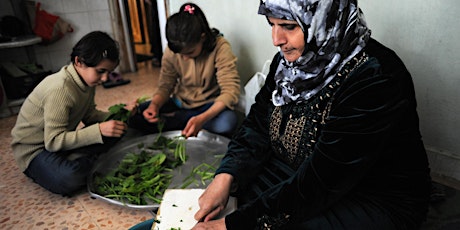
[87,130,229,210]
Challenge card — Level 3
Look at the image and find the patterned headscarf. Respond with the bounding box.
[259,0,370,106]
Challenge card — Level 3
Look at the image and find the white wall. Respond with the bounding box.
[167,0,460,181]
[35,0,114,72]
[167,0,277,85]
[2,0,114,72]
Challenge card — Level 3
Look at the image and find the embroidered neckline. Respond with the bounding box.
[270,51,369,169]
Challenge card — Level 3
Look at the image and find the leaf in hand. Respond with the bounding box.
[105,103,130,122]
[136,95,150,104]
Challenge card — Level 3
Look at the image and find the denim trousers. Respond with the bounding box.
[129,100,238,137]
[24,137,120,196]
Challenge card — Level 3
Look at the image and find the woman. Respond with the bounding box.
[11,31,131,196]
[193,0,431,229]
[129,3,240,138]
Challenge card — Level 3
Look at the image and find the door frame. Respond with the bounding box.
[113,0,168,73]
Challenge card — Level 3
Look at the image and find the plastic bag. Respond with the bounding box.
[244,72,266,115]
[32,2,73,44]
[243,60,271,115]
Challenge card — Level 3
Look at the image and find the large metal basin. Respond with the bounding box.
[87,130,229,210]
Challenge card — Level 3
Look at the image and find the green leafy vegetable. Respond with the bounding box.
[104,103,130,122]
[92,132,190,205]
[104,95,150,122]
[92,148,179,205]
[136,95,150,104]
[179,154,223,188]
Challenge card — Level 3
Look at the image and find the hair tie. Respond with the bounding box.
[184,5,195,14]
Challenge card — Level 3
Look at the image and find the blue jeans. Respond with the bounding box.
[24,137,119,196]
[129,100,238,137]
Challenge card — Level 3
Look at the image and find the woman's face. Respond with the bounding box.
[268,17,305,62]
[74,57,118,87]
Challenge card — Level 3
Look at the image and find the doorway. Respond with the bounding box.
[114,0,167,72]
[125,0,163,66]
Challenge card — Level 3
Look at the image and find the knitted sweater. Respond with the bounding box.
[156,36,240,109]
[11,64,108,171]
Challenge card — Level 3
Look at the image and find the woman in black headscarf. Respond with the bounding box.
[193,0,431,229]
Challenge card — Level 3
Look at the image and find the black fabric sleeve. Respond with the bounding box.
[215,54,281,192]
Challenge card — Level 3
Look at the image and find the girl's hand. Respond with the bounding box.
[99,120,127,137]
[183,115,206,138]
[192,218,226,230]
[143,103,160,123]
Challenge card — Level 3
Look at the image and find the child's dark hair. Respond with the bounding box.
[166,3,220,54]
[70,31,119,67]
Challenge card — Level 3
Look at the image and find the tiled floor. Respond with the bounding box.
[0,62,160,230]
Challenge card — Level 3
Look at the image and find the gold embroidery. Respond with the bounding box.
[281,115,306,162]
[270,106,282,140]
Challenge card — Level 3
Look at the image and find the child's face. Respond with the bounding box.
[75,58,118,87]
[179,40,204,60]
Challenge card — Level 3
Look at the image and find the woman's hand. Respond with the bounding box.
[192,218,226,230]
[194,174,233,222]
[183,115,206,138]
[99,120,127,137]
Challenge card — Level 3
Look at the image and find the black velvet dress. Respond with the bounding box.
[217,39,431,230]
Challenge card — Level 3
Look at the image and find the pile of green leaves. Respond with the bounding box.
[148,134,187,164]
[93,149,172,204]
[93,112,190,206]
[92,137,186,205]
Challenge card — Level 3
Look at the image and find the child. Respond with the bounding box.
[11,31,131,196]
[129,3,241,138]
